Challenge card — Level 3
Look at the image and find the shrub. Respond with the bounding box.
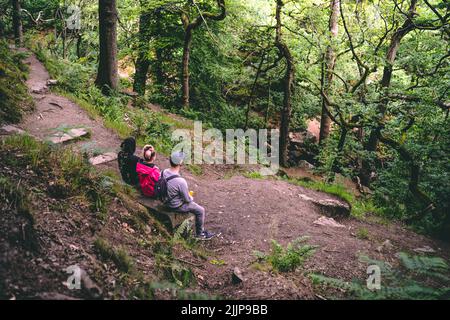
[254,237,316,272]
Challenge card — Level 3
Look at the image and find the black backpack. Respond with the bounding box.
[154,170,180,202]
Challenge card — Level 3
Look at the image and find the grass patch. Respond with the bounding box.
[244,171,264,179]
[356,227,370,240]
[1,135,115,218]
[284,177,384,219]
[0,176,39,251]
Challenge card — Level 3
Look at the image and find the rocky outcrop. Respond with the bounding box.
[288,131,318,166]
[299,193,351,218]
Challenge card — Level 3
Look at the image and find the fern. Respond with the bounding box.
[173,219,192,242]
[254,237,317,272]
[311,253,450,300]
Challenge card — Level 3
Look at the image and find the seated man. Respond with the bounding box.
[136,145,161,198]
[118,137,140,186]
[162,151,215,240]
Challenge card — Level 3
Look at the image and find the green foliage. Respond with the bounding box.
[254,237,316,273]
[15,0,449,239]
[244,171,264,179]
[0,40,33,124]
[311,253,450,300]
[2,135,112,217]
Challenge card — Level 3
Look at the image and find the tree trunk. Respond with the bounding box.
[95,0,118,94]
[275,0,295,167]
[245,51,266,129]
[366,0,418,153]
[76,33,84,58]
[133,5,152,95]
[180,0,226,109]
[182,27,193,109]
[11,0,23,47]
[319,0,339,144]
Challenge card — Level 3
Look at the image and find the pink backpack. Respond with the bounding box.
[136,161,161,197]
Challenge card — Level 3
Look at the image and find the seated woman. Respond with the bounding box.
[136,145,161,198]
[118,137,140,186]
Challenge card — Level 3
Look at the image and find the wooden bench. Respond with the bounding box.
[137,196,195,233]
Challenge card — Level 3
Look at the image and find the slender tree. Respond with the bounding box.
[11,0,23,46]
[275,0,295,167]
[95,0,119,94]
[319,0,339,144]
[133,1,152,95]
[180,0,226,109]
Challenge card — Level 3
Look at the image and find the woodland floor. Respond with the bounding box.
[1,50,449,300]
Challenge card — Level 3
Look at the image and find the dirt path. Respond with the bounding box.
[13,51,450,299]
[21,53,122,156]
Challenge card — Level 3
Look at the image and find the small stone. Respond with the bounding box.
[413,245,436,254]
[232,267,245,284]
[313,216,345,228]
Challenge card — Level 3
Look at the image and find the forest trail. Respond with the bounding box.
[12,51,450,299]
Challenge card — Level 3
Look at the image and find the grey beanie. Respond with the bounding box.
[170,151,185,165]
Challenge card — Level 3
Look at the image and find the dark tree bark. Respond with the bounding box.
[95,0,119,94]
[11,0,23,46]
[180,0,226,109]
[275,0,295,167]
[361,0,418,185]
[133,3,152,95]
[319,0,339,144]
[245,51,266,129]
[76,33,84,58]
[365,0,418,153]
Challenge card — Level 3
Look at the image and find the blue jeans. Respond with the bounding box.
[174,201,205,235]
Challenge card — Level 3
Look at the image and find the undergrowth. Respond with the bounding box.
[0,40,33,124]
[310,253,450,300]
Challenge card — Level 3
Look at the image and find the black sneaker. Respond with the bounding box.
[195,230,215,241]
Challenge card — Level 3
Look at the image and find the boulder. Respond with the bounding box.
[0,125,26,136]
[46,128,89,144]
[89,152,117,166]
[137,196,195,233]
[299,193,351,217]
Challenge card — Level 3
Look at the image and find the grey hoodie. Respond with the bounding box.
[163,170,192,208]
